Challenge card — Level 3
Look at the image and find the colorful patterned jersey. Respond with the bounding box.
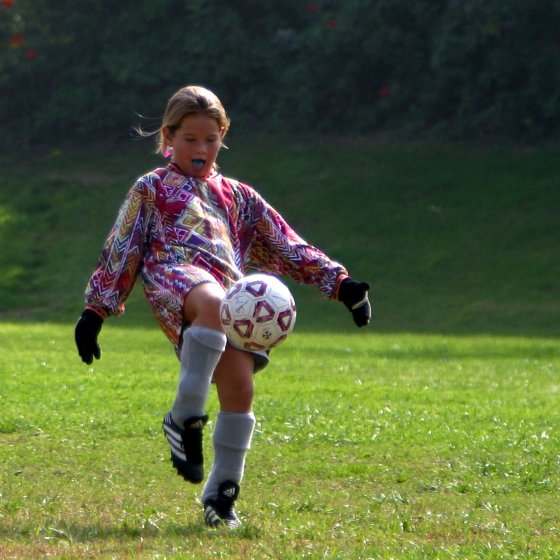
[85,164,348,346]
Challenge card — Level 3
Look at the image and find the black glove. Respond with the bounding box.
[338,278,371,327]
[75,309,103,364]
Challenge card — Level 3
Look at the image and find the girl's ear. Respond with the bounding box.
[162,126,175,156]
[162,125,173,144]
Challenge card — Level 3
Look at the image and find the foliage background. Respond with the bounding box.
[1,4,559,557]
[2,0,560,145]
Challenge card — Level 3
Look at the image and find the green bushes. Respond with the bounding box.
[2,0,559,144]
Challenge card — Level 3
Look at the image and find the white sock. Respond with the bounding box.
[171,327,226,426]
[202,411,256,502]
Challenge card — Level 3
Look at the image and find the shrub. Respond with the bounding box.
[1,0,559,144]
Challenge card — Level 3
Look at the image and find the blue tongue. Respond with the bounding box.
[192,159,205,170]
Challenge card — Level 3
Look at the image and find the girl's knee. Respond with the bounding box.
[217,381,254,413]
[214,347,255,412]
[183,282,225,328]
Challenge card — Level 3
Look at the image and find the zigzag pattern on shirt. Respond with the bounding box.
[86,186,148,310]
[250,207,343,297]
[85,168,347,346]
[253,209,308,264]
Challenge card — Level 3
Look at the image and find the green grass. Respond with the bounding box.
[0,138,558,335]
[0,139,559,558]
[1,323,559,559]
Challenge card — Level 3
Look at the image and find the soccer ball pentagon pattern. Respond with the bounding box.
[220,274,297,351]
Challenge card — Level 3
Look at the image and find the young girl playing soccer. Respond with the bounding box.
[75,85,371,528]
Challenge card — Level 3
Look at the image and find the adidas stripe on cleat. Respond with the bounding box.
[203,481,241,528]
[162,412,207,484]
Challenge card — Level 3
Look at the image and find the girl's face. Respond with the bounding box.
[164,114,225,178]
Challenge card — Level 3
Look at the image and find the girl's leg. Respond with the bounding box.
[163,282,227,483]
[202,346,256,527]
[171,281,226,423]
[213,345,255,414]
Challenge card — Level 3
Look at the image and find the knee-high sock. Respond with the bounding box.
[171,327,226,426]
[202,411,256,502]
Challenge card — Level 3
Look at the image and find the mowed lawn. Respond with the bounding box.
[1,323,559,559]
[0,139,559,558]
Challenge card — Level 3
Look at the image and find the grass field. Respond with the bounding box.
[0,137,558,335]
[1,324,559,559]
[0,138,559,558]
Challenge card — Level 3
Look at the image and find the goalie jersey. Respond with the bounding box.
[85,164,348,347]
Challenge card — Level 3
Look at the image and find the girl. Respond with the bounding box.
[75,85,371,528]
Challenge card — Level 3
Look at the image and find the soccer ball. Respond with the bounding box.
[220,274,297,351]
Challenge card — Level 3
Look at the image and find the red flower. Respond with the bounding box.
[2,0,14,7]
[9,33,24,47]
[306,2,319,13]
[377,85,391,98]
[326,19,338,30]
[24,49,37,60]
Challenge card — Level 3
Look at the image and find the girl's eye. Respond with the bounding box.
[184,137,219,144]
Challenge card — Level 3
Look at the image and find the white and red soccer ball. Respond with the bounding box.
[220,274,297,350]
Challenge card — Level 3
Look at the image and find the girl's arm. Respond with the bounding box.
[84,177,155,318]
[241,186,348,299]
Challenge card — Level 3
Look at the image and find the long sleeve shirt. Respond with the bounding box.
[85,164,348,346]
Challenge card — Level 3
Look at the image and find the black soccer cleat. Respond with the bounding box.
[203,481,241,528]
[162,412,208,484]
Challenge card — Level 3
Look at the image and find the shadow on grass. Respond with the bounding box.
[2,308,560,341]
[2,271,559,340]
[302,340,560,361]
[0,520,261,543]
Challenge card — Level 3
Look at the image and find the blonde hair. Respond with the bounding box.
[156,85,230,156]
